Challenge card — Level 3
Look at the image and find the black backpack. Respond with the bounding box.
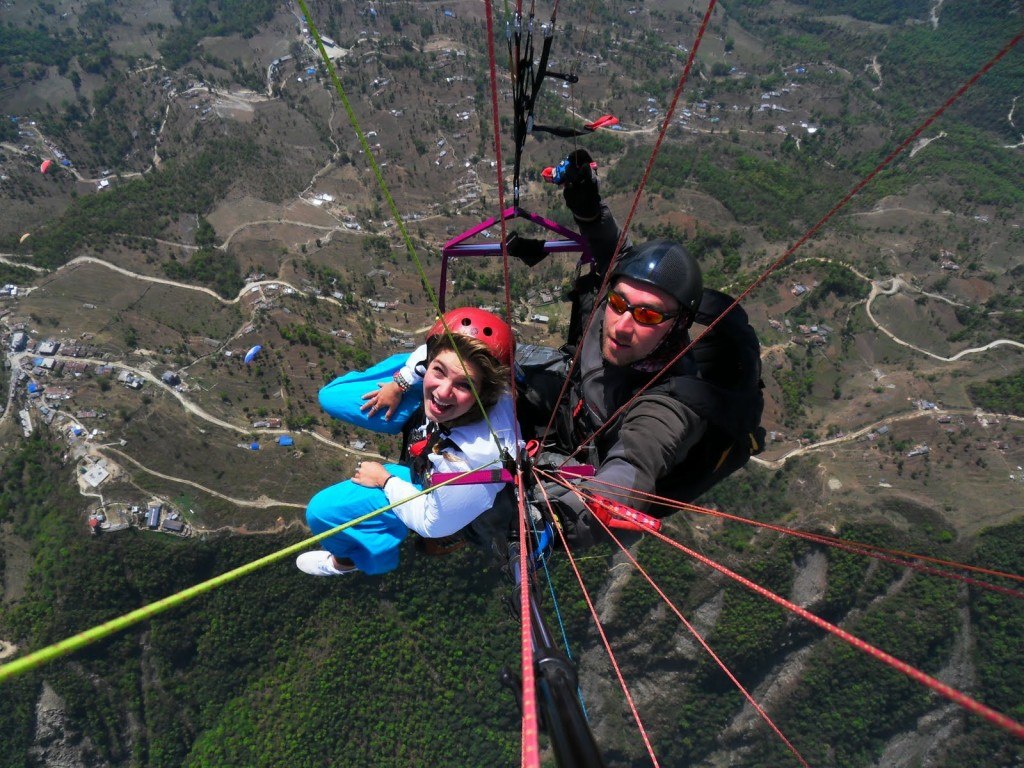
[651,288,766,509]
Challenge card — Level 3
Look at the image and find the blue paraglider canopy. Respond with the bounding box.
[244,345,262,364]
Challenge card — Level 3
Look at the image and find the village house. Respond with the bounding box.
[117,370,144,389]
[44,386,72,401]
[37,339,60,356]
[64,360,89,375]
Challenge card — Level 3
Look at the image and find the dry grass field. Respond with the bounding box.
[1,0,1020,547]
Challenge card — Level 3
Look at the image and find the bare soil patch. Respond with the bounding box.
[811,415,1024,536]
[871,291,961,356]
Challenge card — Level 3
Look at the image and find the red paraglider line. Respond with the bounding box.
[537,461,1024,748]
[539,0,719,447]
[584,497,811,768]
[646,525,1024,740]
[535,482,662,766]
[571,474,1024,600]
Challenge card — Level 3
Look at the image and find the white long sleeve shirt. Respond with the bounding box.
[383,393,521,538]
[397,343,428,388]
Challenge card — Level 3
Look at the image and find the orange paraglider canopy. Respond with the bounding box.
[40,159,52,174]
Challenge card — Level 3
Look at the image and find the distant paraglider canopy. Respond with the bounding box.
[39,159,53,174]
[244,345,262,364]
[19,233,30,244]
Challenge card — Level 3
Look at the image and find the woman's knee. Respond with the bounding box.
[305,480,362,531]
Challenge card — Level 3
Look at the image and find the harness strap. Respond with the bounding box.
[713,445,733,473]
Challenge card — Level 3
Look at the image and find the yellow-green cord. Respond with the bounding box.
[296,0,503,440]
[0,471,482,683]
[1,2,525,686]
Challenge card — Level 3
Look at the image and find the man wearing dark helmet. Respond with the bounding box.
[513,151,764,547]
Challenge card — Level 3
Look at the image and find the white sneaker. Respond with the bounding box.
[296,551,358,577]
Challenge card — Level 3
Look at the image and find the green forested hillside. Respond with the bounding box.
[0,435,520,766]
[3,427,1023,765]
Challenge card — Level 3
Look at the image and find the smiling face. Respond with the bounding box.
[601,276,680,367]
[422,349,484,424]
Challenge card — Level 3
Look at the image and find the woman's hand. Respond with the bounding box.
[351,460,392,489]
[360,381,404,420]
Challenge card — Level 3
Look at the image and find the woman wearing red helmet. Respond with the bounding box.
[297,308,520,577]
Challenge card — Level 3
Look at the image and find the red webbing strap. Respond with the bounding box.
[483,0,538,760]
[516,469,541,767]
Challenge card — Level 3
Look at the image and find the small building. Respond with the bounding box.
[161,371,181,386]
[161,518,185,533]
[64,360,89,374]
[277,435,294,447]
[146,504,162,529]
[249,442,260,451]
[10,331,27,352]
[82,463,110,488]
[117,370,143,389]
[37,340,60,356]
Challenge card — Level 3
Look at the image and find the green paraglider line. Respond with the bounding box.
[295,0,504,443]
[295,0,441,317]
[0,472,484,683]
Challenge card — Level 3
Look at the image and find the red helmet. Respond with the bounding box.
[427,308,514,366]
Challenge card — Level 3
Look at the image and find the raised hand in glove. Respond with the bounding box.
[561,149,601,222]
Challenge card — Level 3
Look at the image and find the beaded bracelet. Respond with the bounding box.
[393,370,411,392]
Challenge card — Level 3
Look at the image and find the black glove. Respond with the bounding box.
[506,232,548,267]
[544,484,601,551]
[561,149,601,221]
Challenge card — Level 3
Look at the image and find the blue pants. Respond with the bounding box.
[305,464,422,575]
[318,353,424,434]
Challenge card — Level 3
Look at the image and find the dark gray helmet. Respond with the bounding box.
[610,240,703,319]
